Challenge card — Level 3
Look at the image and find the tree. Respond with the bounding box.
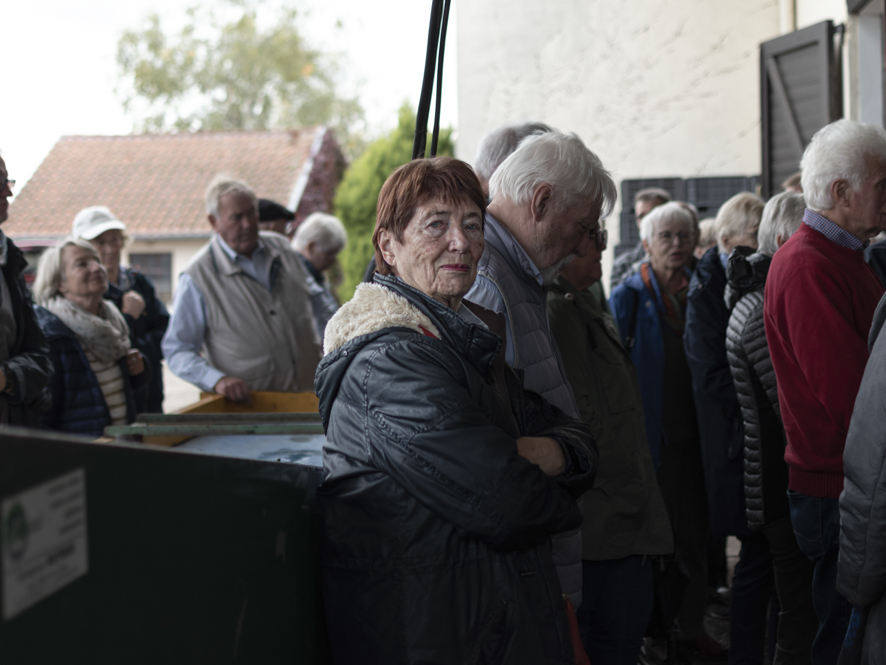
[334,102,453,302]
[116,1,365,156]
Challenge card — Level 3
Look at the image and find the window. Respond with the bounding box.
[129,253,172,303]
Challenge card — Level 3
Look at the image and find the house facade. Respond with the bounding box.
[456,0,885,281]
[4,127,345,302]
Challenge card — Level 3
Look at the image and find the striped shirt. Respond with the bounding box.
[86,352,127,425]
[803,208,868,251]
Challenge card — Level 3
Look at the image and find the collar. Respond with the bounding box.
[484,213,545,286]
[215,233,266,262]
[803,208,868,251]
[299,254,325,285]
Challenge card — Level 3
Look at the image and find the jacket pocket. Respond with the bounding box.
[470,599,513,665]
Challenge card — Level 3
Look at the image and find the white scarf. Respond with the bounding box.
[44,296,131,364]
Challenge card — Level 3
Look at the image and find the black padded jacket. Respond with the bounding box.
[724,249,789,531]
[315,275,597,665]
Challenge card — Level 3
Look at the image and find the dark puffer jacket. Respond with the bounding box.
[35,305,151,438]
[724,249,789,531]
[316,275,597,665]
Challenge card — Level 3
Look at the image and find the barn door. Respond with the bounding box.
[760,21,843,199]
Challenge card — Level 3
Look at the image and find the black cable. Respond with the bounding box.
[414,0,444,160]
[430,0,451,157]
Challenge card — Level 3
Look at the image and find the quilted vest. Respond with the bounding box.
[470,214,579,419]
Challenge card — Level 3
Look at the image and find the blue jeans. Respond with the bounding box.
[575,556,654,665]
[788,491,851,665]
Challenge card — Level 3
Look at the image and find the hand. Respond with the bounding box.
[516,436,566,477]
[214,376,252,405]
[125,349,145,376]
[122,291,146,319]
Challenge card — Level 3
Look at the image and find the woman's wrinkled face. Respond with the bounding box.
[379,198,484,310]
[643,216,694,274]
[59,245,108,301]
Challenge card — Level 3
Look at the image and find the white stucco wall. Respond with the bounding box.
[457,0,788,278]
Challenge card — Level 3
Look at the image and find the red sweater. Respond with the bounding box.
[764,223,884,497]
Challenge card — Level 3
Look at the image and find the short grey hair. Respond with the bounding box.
[205,175,257,218]
[640,201,695,242]
[474,121,553,183]
[801,119,886,211]
[716,192,764,252]
[489,130,617,218]
[292,212,348,253]
[757,192,805,257]
[33,237,101,305]
[697,217,717,248]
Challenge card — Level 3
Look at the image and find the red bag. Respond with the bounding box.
[563,595,591,665]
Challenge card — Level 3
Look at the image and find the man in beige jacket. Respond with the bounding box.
[162,176,321,403]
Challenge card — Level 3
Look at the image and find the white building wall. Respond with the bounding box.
[457,0,870,283]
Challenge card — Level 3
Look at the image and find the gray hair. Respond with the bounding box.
[640,201,695,242]
[697,217,717,248]
[33,237,101,305]
[205,175,257,218]
[474,121,553,183]
[716,192,765,252]
[635,187,672,206]
[489,130,617,218]
[292,212,348,253]
[757,192,805,257]
[801,119,886,210]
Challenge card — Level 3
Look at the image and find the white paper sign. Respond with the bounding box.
[2,468,89,620]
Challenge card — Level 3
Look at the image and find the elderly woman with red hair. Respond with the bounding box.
[315,156,597,664]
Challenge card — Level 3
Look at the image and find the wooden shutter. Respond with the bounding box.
[760,21,843,199]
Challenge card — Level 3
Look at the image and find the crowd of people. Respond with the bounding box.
[0,155,348,436]
[3,115,886,665]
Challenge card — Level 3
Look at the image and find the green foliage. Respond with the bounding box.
[116,1,366,156]
[334,103,453,302]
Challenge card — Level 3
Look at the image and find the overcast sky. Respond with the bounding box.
[0,0,458,192]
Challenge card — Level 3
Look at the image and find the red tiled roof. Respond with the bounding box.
[5,128,324,240]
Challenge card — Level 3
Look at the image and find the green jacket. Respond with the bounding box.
[547,277,673,560]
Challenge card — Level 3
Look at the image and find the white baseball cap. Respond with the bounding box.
[72,206,127,240]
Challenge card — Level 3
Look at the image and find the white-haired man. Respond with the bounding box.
[765,119,886,664]
[163,176,321,404]
[292,212,347,343]
[466,130,616,609]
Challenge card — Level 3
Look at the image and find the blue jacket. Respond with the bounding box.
[609,268,669,467]
[35,305,150,438]
[684,247,748,536]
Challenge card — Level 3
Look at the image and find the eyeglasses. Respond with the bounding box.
[3,178,14,191]
[654,231,692,244]
[591,227,608,251]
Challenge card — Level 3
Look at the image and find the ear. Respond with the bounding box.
[830,179,851,208]
[377,229,397,269]
[642,238,651,255]
[208,214,218,231]
[529,184,554,223]
[776,233,785,248]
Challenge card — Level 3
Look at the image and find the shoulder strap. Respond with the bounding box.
[625,289,641,351]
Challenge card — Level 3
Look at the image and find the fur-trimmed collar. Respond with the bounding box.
[323,282,441,355]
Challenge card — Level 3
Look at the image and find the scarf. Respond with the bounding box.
[44,296,130,364]
[640,263,688,334]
